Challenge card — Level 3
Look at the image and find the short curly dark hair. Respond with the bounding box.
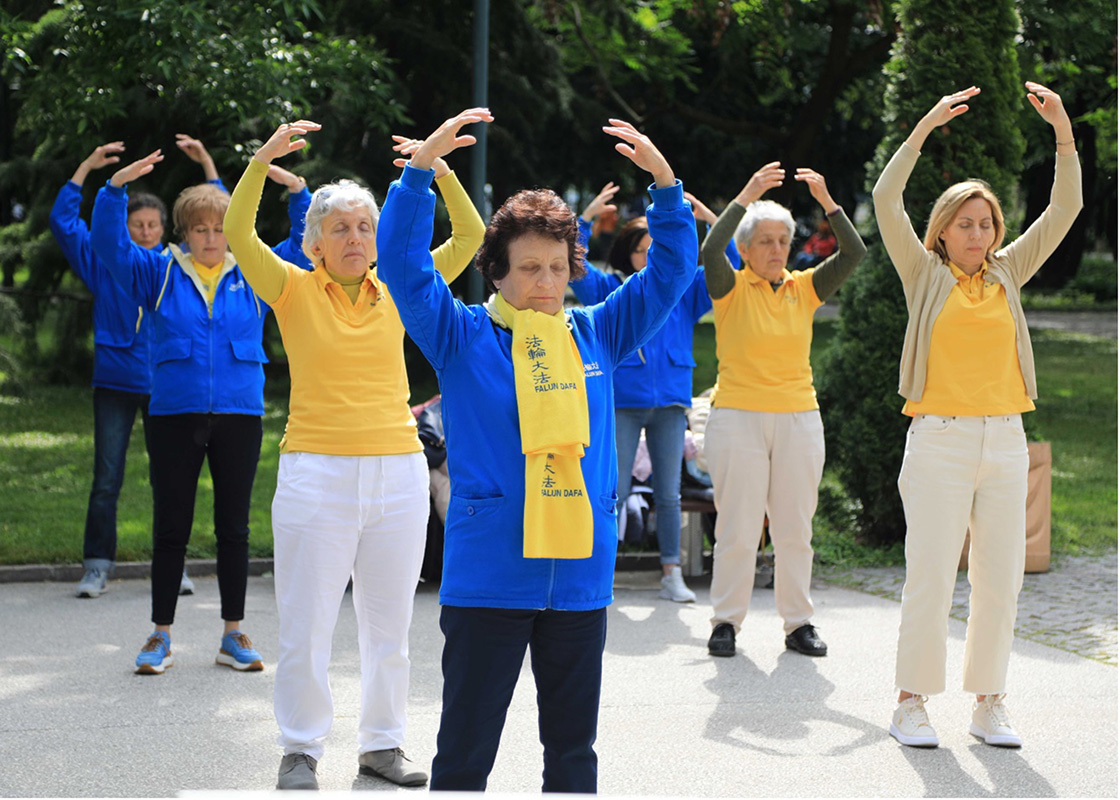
[475,189,587,286]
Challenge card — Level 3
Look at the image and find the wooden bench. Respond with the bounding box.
[679,497,716,577]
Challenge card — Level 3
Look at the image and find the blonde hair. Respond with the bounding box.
[923,180,1005,263]
[302,180,380,267]
[172,183,230,238]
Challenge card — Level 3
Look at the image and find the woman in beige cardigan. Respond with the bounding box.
[873,82,1081,750]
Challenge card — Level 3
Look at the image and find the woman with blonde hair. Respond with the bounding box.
[224,120,484,790]
[91,146,309,677]
[874,82,1082,749]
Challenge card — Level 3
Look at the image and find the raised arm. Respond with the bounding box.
[176,134,219,183]
[570,182,622,306]
[265,163,313,269]
[701,162,784,299]
[50,143,125,288]
[794,168,866,301]
[873,88,979,282]
[998,82,1083,284]
[391,135,484,283]
[89,149,168,307]
[224,121,320,304]
[593,120,697,364]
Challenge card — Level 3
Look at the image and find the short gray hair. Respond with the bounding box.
[733,199,795,249]
[302,179,380,266]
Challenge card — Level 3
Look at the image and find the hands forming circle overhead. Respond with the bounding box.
[254,120,322,164]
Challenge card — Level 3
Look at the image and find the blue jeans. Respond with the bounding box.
[431,606,607,793]
[615,406,687,565]
[83,387,151,569]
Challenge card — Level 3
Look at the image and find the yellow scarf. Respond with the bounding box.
[489,293,593,559]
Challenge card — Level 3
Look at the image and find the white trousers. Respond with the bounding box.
[272,451,430,760]
[705,408,825,634]
[895,414,1028,695]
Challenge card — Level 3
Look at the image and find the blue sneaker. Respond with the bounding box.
[135,631,173,674]
[216,630,264,671]
[76,568,108,598]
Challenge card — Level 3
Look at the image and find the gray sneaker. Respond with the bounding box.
[358,748,428,786]
[277,753,318,790]
[179,569,195,596]
[76,568,108,598]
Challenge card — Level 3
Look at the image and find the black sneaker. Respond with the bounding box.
[785,623,828,656]
[708,623,736,657]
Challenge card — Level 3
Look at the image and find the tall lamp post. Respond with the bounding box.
[468,0,490,303]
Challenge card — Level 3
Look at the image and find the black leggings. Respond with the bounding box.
[146,413,262,625]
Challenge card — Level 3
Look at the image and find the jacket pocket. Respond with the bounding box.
[230,339,269,364]
[155,337,191,365]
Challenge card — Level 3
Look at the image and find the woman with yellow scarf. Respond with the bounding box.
[377,109,698,792]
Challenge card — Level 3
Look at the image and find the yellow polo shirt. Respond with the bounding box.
[710,266,823,412]
[903,261,1034,417]
[224,157,485,455]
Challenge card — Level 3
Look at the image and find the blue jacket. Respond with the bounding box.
[50,181,154,394]
[214,178,313,270]
[90,182,304,416]
[571,218,728,408]
[377,165,698,610]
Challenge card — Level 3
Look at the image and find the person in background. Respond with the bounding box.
[571,184,734,602]
[51,137,230,599]
[791,216,837,270]
[700,162,866,659]
[90,140,309,677]
[875,83,1081,750]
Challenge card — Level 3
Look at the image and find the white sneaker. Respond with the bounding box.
[179,569,195,596]
[889,695,939,748]
[970,694,1022,748]
[659,565,696,603]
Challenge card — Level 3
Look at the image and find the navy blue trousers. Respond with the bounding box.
[431,605,607,793]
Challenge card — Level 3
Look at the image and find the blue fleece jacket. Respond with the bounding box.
[376,165,698,610]
[570,218,732,408]
[50,181,154,394]
[90,182,304,416]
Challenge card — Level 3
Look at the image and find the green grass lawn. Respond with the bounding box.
[0,320,1114,566]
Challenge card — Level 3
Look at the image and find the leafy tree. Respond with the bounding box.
[1017,0,1118,283]
[0,0,404,380]
[816,0,1025,544]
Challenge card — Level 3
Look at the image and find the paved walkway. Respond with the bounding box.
[1,567,1116,797]
[819,551,1119,665]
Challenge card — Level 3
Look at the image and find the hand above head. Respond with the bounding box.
[175,134,219,181]
[580,182,619,222]
[83,142,126,171]
[109,149,163,188]
[1026,81,1073,134]
[603,119,674,188]
[734,162,784,207]
[266,164,308,194]
[794,168,839,215]
[683,191,716,225]
[409,108,494,172]
[392,135,450,179]
[71,141,125,186]
[922,86,980,128]
[253,120,322,165]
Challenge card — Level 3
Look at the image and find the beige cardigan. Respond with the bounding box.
[873,143,1083,402]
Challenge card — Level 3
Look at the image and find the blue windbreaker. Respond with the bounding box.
[90,182,305,416]
[50,181,154,394]
[376,165,697,610]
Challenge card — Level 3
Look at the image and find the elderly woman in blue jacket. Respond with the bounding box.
[90,146,309,676]
[572,187,737,602]
[377,109,697,793]
[49,137,236,600]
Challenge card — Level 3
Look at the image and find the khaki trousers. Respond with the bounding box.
[705,408,825,634]
[895,414,1028,695]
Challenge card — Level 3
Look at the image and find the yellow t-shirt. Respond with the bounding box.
[903,261,1034,417]
[710,266,823,412]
